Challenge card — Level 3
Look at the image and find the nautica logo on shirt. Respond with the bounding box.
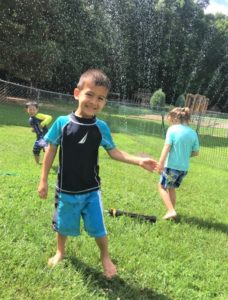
[78,132,88,144]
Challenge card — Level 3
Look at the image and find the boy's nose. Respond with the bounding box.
[90,96,99,104]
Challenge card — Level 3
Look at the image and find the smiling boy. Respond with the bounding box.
[38,69,157,278]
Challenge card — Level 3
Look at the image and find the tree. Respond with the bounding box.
[0,0,63,85]
[150,88,166,107]
[175,94,185,107]
[0,0,227,111]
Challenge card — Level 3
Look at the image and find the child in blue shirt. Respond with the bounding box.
[38,69,158,278]
[158,107,200,220]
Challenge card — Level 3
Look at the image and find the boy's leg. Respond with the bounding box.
[158,183,177,219]
[83,190,116,278]
[168,188,176,208]
[95,236,117,279]
[34,154,40,164]
[48,233,67,267]
[33,140,41,164]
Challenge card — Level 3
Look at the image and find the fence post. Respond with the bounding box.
[161,110,166,137]
[196,112,202,134]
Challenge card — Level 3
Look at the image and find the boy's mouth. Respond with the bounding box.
[86,105,97,111]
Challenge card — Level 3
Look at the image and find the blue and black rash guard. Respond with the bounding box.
[44,112,115,194]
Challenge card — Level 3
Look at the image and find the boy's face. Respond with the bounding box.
[74,81,108,118]
[27,105,38,116]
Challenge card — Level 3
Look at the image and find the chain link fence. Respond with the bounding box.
[0,79,227,169]
[0,79,74,105]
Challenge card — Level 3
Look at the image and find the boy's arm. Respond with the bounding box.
[38,144,57,199]
[107,148,157,172]
[158,143,171,171]
[37,113,53,127]
[191,134,200,157]
[191,132,200,157]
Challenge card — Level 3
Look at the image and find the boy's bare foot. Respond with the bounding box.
[163,211,177,220]
[48,253,64,267]
[102,257,117,279]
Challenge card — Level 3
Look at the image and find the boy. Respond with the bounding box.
[26,101,53,164]
[157,107,199,220]
[38,69,157,279]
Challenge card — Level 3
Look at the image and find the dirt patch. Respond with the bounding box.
[6,96,28,104]
[130,114,163,121]
[130,114,228,129]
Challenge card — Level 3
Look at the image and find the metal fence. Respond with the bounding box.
[0,79,75,105]
[0,79,227,169]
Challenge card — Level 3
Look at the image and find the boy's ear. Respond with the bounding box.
[74,88,80,99]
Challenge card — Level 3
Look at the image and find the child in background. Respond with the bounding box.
[26,102,52,164]
[38,69,157,278]
[158,107,199,220]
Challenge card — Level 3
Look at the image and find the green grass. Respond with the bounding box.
[0,103,228,299]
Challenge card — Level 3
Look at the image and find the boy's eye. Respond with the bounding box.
[86,93,93,97]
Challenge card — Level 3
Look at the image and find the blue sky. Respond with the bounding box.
[204,0,228,15]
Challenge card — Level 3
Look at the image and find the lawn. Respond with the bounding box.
[0,103,227,300]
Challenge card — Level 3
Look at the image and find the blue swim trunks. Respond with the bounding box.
[33,138,47,155]
[52,189,107,238]
[160,168,187,189]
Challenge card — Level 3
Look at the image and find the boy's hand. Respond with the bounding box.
[38,180,48,199]
[139,158,158,172]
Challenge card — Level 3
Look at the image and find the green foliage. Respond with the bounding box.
[175,94,185,107]
[150,88,166,107]
[0,0,228,110]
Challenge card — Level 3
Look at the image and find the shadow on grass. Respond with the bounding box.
[177,215,228,234]
[1,103,227,150]
[199,135,228,148]
[70,257,170,300]
[101,113,166,138]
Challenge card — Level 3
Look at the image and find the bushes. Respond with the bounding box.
[175,94,185,107]
[150,88,166,108]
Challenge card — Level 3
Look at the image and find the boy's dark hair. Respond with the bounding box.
[26,101,38,109]
[77,69,111,91]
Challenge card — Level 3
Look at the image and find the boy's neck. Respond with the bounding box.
[74,110,95,119]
